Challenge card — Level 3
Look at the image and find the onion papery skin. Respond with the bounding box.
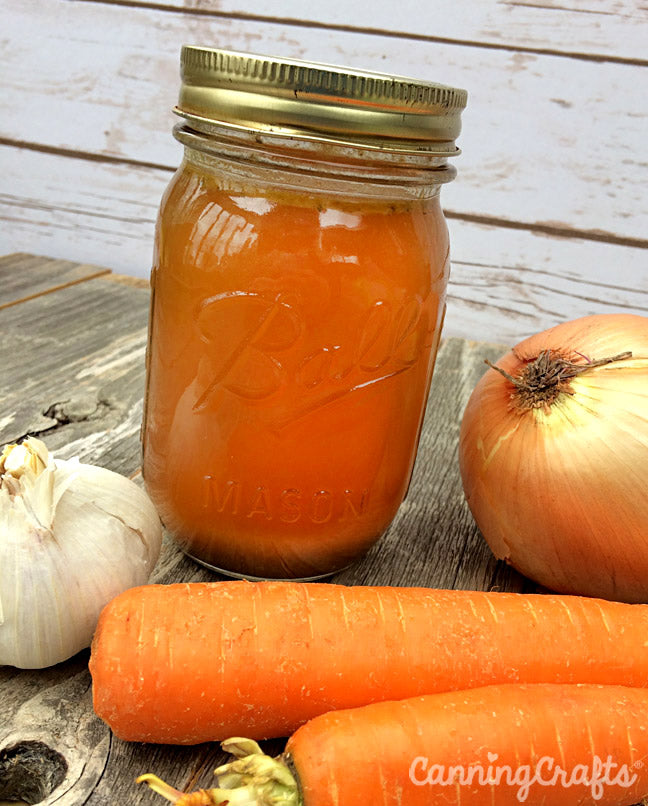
[459,313,648,603]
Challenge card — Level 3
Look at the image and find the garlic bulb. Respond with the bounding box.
[0,437,163,668]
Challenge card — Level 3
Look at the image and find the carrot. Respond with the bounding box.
[90,580,648,744]
[137,683,648,806]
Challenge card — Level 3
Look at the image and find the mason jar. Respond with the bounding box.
[142,46,467,580]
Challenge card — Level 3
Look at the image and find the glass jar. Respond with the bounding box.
[142,47,467,580]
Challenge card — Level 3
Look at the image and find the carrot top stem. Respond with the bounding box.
[137,739,301,806]
[215,738,300,805]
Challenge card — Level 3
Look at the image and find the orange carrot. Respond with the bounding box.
[90,580,648,743]
[138,684,648,806]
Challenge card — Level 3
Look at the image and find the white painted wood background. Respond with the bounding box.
[1,0,647,343]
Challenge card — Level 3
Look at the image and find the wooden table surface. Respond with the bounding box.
[0,252,530,805]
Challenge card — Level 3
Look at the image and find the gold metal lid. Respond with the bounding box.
[175,46,467,156]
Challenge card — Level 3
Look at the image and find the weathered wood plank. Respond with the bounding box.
[2,0,648,241]
[0,656,109,805]
[0,253,110,309]
[0,147,167,282]
[444,220,648,343]
[85,0,648,62]
[0,259,226,804]
[2,146,646,345]
[0,256,527,803]
[0,265,151,470]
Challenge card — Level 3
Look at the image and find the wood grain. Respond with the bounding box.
[77,0,648,62]
[2,0,648,241]
[0,254,528,804]
[2,0,647,348]
[0,266,150,468]
[0,253,111,309]
[0,147,168,278]
[445,220,648,342]
[2,146,646,343]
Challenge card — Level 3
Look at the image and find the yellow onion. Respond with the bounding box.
[459,313,648,603]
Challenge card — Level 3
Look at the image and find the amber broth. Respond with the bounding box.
[142,161,450,578]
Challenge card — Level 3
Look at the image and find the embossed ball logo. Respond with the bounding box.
[193,288,434,420]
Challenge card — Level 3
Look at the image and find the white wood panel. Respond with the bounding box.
[0,147,169,280]
[3,0,647,242]
[137,0,648,61]
[446,219,648,342]
[2,146,645,344]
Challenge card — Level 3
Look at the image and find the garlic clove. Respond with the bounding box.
[0,439,163,669]
[0,436,49,481]
[51,461,162,564]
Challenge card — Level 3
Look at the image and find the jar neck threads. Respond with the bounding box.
[176,124,451,205]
